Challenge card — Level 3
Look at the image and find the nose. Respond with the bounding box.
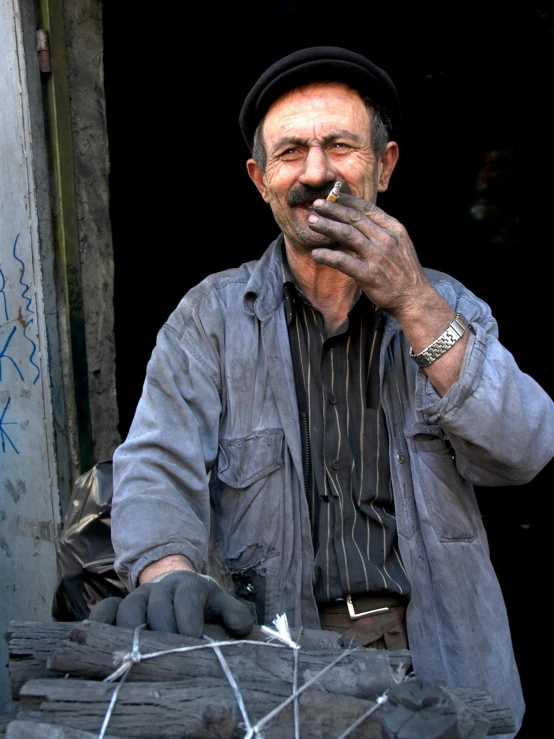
[299,146,336,189]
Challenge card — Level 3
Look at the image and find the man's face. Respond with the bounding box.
[247,82,391,253]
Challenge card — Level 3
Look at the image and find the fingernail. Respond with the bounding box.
[308,215,318,223]
[313,199,325,207]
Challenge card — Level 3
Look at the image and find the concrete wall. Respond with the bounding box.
[0,0,64,714]
[0,0,120,713]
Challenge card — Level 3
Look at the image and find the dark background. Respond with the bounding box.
[103,3,552,735]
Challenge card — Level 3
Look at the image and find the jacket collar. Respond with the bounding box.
[243,235,287,321]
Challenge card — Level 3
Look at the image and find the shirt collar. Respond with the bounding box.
[279,245,374,327]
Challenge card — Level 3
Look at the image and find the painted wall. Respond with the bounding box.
[0,0,63,713]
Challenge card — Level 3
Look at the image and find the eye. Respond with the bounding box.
[330,142,350,153]
[279,147,304,161]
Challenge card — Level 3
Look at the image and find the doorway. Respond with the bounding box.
[103,5,552,736]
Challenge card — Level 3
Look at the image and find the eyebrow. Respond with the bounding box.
[271,128,365,153]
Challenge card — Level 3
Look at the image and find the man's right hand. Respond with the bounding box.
[88,570,255,639]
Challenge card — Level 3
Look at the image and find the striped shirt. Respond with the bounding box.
[281,254,411,604]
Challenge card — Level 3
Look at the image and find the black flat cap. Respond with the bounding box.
[239,46,401,153]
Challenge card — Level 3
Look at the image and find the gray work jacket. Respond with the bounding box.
[112,236,554,737]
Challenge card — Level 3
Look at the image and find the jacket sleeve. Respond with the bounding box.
[111,301,222,592]
[415,278,554,486]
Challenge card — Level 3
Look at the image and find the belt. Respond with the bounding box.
[318,593,406,621]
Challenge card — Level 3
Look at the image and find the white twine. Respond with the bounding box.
[258,614,301,739]
[106,637,288,679]
[95,615,401,739]
[260,613,300,650]
[98,623,145,739]
[335,691,390,739]
[244,640,360,738]
[204,635,254,735]
[292,634,301,739]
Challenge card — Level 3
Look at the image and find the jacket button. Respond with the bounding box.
[328,393,337,404]
[397,454,405,464]
[332,460,341,470]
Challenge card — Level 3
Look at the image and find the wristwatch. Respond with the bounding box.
[410,312,469,368]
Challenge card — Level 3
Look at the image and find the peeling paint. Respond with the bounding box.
[16,305,26,328]
[0,534,12,558]
[4,478,26,502]
[8,515,58,542]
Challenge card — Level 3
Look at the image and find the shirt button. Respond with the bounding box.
[397,453,405,464]
[332,460,341,470]
[328,393,337,404]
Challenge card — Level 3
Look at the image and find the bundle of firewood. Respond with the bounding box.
[3,620,515,738]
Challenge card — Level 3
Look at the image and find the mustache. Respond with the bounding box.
[287,183,349,207]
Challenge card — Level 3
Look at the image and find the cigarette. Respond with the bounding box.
[326,181,342,202]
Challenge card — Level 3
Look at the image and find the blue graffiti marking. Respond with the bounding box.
[0,396,19,454]
[0,326,24,382]
[23,319,40,385]
[0,268,8,321]
[12,234,34,314]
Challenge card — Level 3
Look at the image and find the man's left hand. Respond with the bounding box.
[308,194,432,320]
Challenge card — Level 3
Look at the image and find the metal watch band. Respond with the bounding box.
[410,312,469,368]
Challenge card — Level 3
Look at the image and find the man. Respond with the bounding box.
[102,47,554,736]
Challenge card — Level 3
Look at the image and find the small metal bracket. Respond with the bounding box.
[346,594,390,620]
[36,29,52,73]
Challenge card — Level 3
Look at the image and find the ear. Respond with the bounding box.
[246,159,270,202]
[377,141,399,193]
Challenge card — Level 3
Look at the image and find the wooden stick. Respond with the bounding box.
[16,677,382,739]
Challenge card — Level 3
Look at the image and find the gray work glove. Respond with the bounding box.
[88,570,255,639]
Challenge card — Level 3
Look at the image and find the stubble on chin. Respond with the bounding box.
[274,203,324,247]
[288,224,337,256]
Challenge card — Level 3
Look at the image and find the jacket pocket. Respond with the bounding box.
[218,428,284,488]
[406,423,478,542]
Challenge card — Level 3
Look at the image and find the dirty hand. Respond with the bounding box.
[307,194,433,318]
[88,570,255,639]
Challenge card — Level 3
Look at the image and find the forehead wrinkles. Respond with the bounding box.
[263,83,371,152]
[276,114,334,140]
